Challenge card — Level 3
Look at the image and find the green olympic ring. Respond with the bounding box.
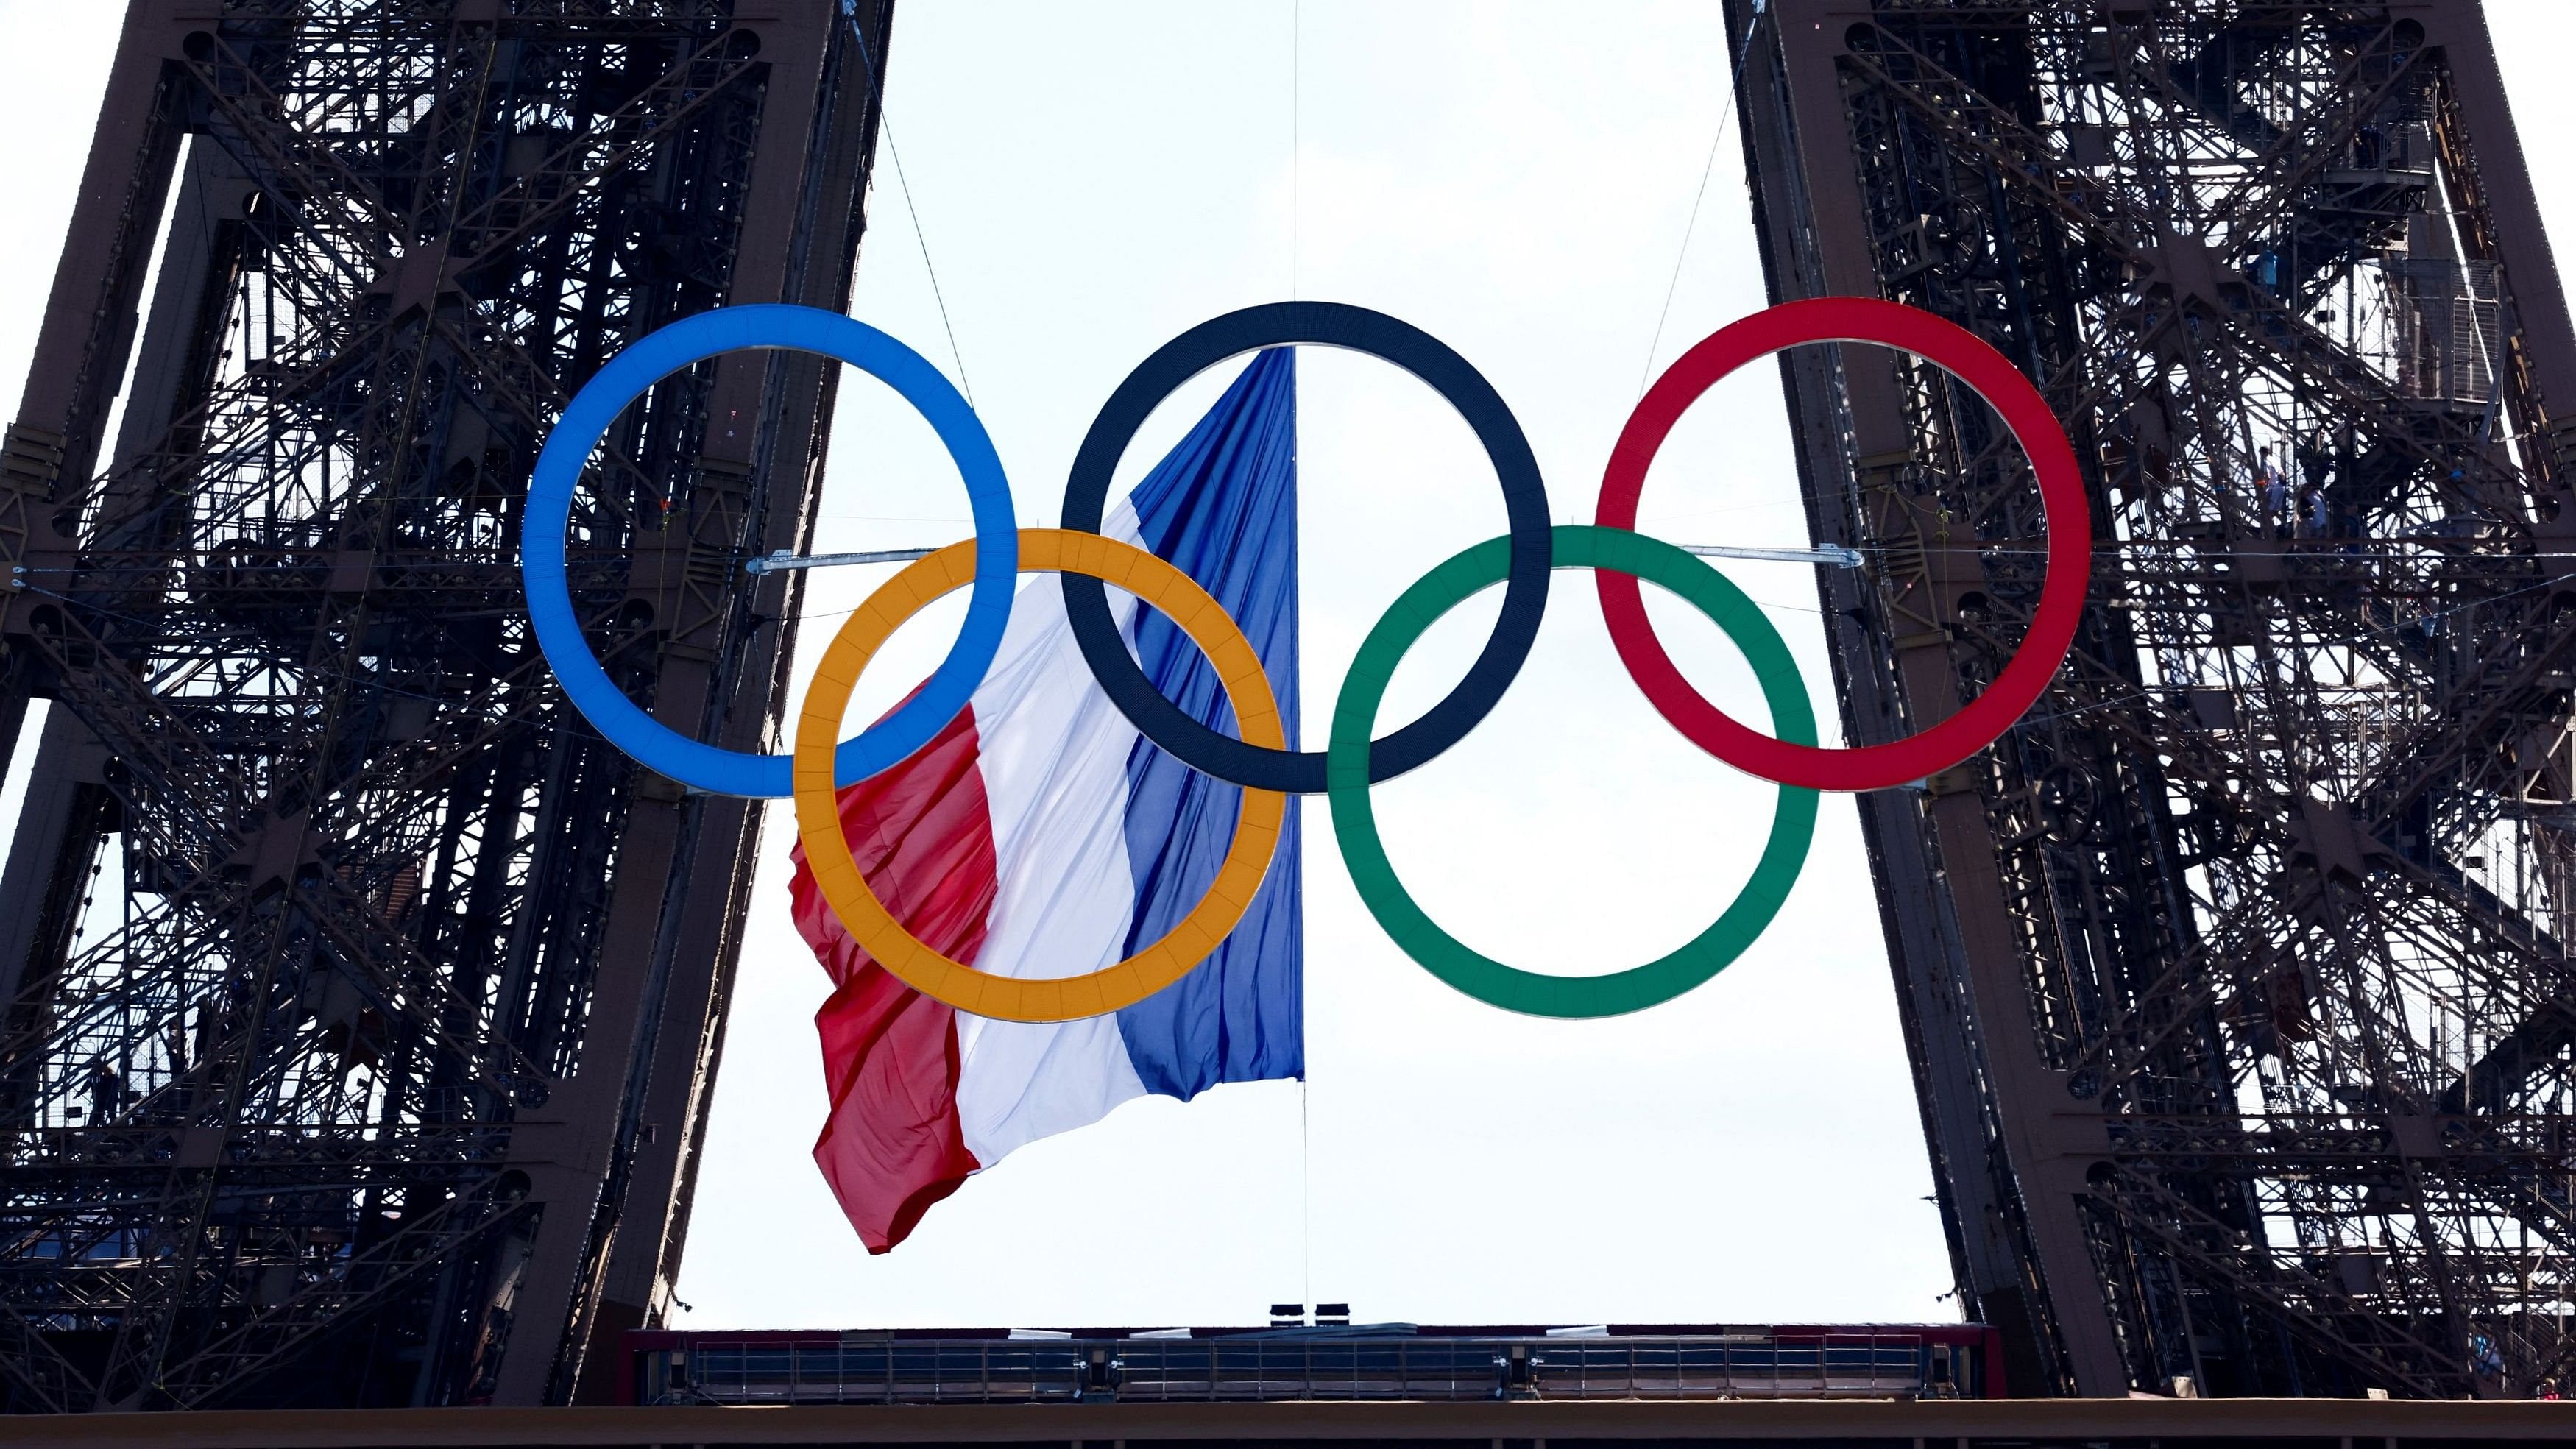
[1327,525,1820,1018]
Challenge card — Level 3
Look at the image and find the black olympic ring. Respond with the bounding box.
[1059,300,1553,794]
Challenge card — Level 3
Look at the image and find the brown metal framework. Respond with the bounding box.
[1735,0,2576,1400]
[0,0,888,1411]
[20,1396,2576,1446]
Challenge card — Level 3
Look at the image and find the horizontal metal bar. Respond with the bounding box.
[748,542,1864,575]
[1682,542,1866,568]
[744,546,936,575]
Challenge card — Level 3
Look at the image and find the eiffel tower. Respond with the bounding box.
[0,0,890,1409]
[1736,0,2576,1398]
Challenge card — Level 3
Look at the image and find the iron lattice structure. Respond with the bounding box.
[0,0,888,1410]
[1737,0,2576,1400]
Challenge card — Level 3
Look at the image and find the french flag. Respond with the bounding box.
[788,350,1302,1253]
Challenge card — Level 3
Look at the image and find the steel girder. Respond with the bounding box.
[1736,0,2576,1400]
[0,0,889,1411]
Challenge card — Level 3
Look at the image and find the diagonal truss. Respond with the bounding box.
[0,0,889,1409]
[1738,0,2576,1398]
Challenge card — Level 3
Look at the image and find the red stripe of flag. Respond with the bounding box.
[788,704,994,1253]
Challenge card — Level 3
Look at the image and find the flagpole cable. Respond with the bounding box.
[1300,1079,1313,1319]
[1293,0,1312,1319]
[1633,6,1765,402]
[839,4,976,410]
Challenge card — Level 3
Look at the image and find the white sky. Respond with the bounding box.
[2,0,2573,1335]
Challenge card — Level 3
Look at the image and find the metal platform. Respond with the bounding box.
[622,1325,1993,1406]
[11,1397,2576,1448]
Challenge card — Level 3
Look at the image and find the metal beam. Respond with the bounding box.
[0,0,893,1411]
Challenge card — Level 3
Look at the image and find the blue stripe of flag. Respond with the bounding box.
[1113,348,1303,1098]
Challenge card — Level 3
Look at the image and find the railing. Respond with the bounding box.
[634,1333,1953,1406]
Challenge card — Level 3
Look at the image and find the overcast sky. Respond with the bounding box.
[4,1,2575,1334]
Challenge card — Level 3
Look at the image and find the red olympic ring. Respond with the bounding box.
[1593,296,2091,792]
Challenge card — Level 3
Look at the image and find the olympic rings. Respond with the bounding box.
[526,294,2087,1025]
[792,529,1289,1024]
[1329,526,1819,1018]
[1594,296,2091,792]
[523,304,1019,799]
[1059,301,1553,795]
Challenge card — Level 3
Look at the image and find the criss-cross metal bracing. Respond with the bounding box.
[1735,0,2576,1400]
[0,0,890,1410]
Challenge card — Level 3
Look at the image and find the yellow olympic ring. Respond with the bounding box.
[791,528,1289,1023]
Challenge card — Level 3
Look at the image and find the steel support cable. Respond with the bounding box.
[838,1,975,408]
[1634,4,1765,403]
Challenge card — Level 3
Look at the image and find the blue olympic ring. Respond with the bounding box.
[520,304,1017,799]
